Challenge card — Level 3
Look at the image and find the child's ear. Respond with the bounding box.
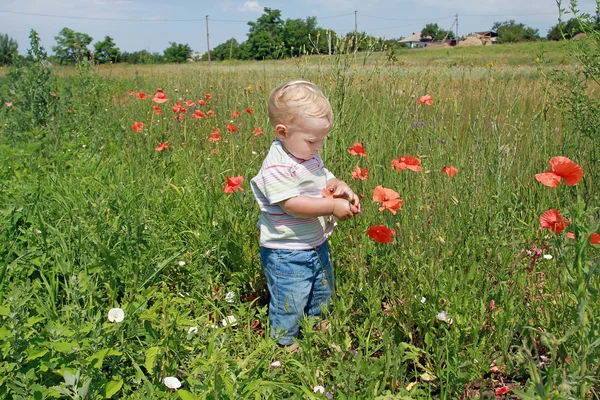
[275,124,287,141]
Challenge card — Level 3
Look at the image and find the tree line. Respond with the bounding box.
[0,8,598,66]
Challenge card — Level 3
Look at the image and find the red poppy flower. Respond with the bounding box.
[252,127,264,136]
[246,107,254,114]
[51,93,57,97]
[198,100,206,106]
[231,110,240,118]
[185,100,195,107]
[131,121,144,133]
[155,141,170,152]
[208,132,221,142]
[567,232,576,239]
[590,233,600,245]
[152,92,168,103]
[366,225,396,243]
[127,90,134,95]
[227,123,237,133]
[137,92,147,100]
[172,102,183,113]
[205,93,212,99]
[152,106,162,115]
[442,165,458,177]
[348,142,367,157]
[207,110,215,116]
[223,176,244,193]
[535,156,583,187]
[417,95,433,105]
[495,386,510,396]
[373,185,404,214]
[192,110,205,119]
[391,155,422,172]
[540,209,568,234]
[156,88,163,93]
[351,165,368,180]
[322,186,335,198]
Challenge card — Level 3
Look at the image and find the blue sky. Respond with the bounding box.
[1,0,596,55]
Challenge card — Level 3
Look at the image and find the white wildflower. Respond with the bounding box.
[187,326,198,334]
[314,386,325,394]
[225,291,235,303]
[178,260,186,266]
[437,311,453,325]
[107,308,125,323]
[543,254,553,260]
[163,376,182,389]
[222,314,237,327]
[270,361,281,368]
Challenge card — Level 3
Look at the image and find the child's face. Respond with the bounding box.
[277,116,331,160]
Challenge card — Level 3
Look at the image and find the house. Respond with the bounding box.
[473,31,498,44]
[399,32,432,48]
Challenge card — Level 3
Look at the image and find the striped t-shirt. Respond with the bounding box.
[251,140,337,249]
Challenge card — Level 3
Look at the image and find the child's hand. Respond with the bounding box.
[332,198,355,221]
[332,181,361,214]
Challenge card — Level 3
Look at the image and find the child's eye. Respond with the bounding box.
[307,141,314,144]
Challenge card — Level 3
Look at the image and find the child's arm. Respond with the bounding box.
[326,178,361,213]
[279,196,355,221]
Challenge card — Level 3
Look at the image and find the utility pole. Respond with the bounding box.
[354,10,358,51]
[206,15,211,62]
[455,14,459,40]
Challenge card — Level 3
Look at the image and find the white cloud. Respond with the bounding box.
[239,1,262,13]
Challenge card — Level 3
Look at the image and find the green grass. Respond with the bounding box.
[0,41,598,399]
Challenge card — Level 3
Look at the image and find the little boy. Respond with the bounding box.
[251,80,360,346]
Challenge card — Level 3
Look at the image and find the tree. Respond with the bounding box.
[547,18,588,40]
[206,38,241,61]
[0,33,18,66]
[421,23,455,41]
[52,27,93,64]
[94,36,119,63]
[163,42,192,63]
[244,8,284,60]
[282,16,321,55]
[492,20,540,43]
[120,50,163,64]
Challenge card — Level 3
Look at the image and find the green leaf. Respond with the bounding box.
[178,390,196,400]
[51,341,78,353]
[63,370,77,386]
[104,378,123,398]
[27,347,48,361]
[0,306,9,316]
[87,348,109,369]
[144,346,161,375]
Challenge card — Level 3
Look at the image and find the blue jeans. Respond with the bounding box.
[260,241,334,345]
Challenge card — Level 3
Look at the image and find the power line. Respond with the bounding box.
[318,13,355,20]
[367,16,455,32]
[0,9,356,23]
[460,12,558,17]
[361,13,455,21]
[0,9,217,22]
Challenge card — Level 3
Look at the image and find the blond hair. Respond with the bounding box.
[268,80,333,128]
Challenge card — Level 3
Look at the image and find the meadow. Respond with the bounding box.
[0,39,599,399]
